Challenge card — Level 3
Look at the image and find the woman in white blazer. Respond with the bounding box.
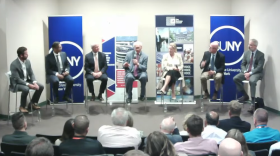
[160,43,184,99]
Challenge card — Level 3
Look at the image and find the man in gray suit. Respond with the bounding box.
[10,47,44,113]
[233,39,265,112]
[123,41,148,103]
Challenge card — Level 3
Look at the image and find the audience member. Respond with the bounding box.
[218,138,243,156]
[124,150,149,156]
[59,115,104,155]
[269,141,280,156]
[244,108,280,143]
[55,118,74,145]
[218,100,251,132]
[174,114,218,155]
[25,137,54,156]
[226,129,255,156]
[202,111,227,144]
[98,107,141,148]
[2,112,35,144]
[127,111,134,127]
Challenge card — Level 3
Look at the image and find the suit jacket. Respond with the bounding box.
[2,131,36,145]
[217,116,251,133]
[45,52,70,76]
[241,50,265,78]
[200,51,225,83]
[156,35,162,43]
[84,51,108,75]
[123,51,148,79]
[10,58,36,91]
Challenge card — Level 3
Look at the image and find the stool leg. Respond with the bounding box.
[145,88,147,112]
[181,80,183,110]
[29,92,34,124]
[16,91,18,113]
[106,86,108,114]
[7,91,11,125]
[201,86,204,113]
[71,89,74,114]
[51,88,55,116]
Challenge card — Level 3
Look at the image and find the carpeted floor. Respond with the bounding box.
[0,99,279,142]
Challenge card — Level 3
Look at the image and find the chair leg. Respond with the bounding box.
[106,86,108,114]
[7,91,11,125]
[201,86,204,113]
[16,92,18,113]
[29,92,34,124]
[51,88,55,116]
[71,89,74,114]
[181,80,183,110]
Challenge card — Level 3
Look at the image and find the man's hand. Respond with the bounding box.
[95,72,102,78]
[57,74,64,80]
[33,83,39,90]
[244,73,250,80]
[63,71,69,76]
[173,67,179,71]
[28,84,35,90]
[208,70,215,76]
[133,59,138,65]
[123,62,130,68]
[201,60,206,68]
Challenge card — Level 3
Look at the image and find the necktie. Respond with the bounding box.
[94,53,99,72]
[56,55,62,73]
[248,52,254,72]
[133,53,140,77]
[210,54,215,71]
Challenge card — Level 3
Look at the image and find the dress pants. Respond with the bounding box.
[16,82,44,108]
[125,72,147,99]
[86,74,108,95]
[200,72,222,91]
[233,72,261,97]
[48,75,74,98]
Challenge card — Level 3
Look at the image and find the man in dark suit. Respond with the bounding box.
[123,41,148,103]
[10,47,44,113]
[2,112,36,144]
[45,42,74,103]
[233,39,265,112]
[156,30,162,52]
[84,44,108,101]
[200,41,225,100]
[218,100,251,133]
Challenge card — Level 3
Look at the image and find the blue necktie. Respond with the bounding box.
[211,54,215,71]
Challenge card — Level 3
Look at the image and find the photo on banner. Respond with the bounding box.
[155,15,195,104]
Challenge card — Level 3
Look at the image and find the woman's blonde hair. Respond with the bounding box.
[226,129,252,156]
[169,43,177,53]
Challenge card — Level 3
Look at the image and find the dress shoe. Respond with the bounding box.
[97,95,104,101]
[203,92,210,99]
[19,107,28,113]
[63,97,73,103]
[28,103,40,110]
[138,97,145,101]
[238,96,249,103]
[212,93,217,100]
[247,109,254,114]
[126,98,131,104]
[33,103,41,109]
[90,95,95,101]
[54,97,59,104]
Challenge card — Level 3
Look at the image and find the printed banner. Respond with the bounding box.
[102,16,138,103]
[210,15,244,102]
[48,16,84,103]
[155,15,195,104]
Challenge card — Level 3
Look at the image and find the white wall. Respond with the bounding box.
[231,0,280,110]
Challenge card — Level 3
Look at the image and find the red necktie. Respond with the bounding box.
[133,54,140,77]
[247,52,254,72]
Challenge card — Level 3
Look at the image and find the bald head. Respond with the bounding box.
[219,138,243,156]
[74,115,89,135]
[206,111,219,126]
[254,108,268,125]
[209,41,219,53]
[160,117,175,133]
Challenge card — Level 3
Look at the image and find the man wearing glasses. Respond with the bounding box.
[200,41,225,100]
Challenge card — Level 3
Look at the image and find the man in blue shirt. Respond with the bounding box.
[244,108,280,143]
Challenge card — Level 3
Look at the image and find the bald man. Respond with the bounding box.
[218,138,243,156]
[160,117,183,144]
[200,41,225,100]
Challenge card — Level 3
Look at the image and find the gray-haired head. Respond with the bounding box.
[25,137,54,156]
[250,39,258,46]
[111,107,128,126]
[253,108,268,126]
[160,117,176,134]
[11,112,27,131]
[133,41,142,47]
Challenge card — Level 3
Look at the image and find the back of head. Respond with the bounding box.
[25,137,54,156]
[229,100,242,116]
[124,150,149,156]
[226,129,249,156]
[11,112,26,131]
[145,131,177,156]
[160,117,175,133]
[206,111,219,126]
[61,118,75,141]
[186,114,203,137]
[111,107,128,126]
[219,138,242,156]
[74,115,89,135]
[254,108,268,124]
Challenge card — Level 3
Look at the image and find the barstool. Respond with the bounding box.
[200,79,223,112]
[85,80,108,114]
[5,71,41,124]
[160,77,184,113]
[46,81,73,116]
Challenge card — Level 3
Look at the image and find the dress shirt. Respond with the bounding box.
[53,52,64,76]
[156,35,160,42]
[269,142,280,156]
[210,53,217,72]
[201,125,227,144]
[174,136,218,155]
[245,50,257,75]
[92,51,99,72]
[97,125,141,149]
[55,138,62,146]
[18,58,36,86]
[244,125,280,143]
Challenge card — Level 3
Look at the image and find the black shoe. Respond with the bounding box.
[54,97,59,104]
[138,97,145,101]
[126,98,131,104]
[97,95,104,101]
[90,95,95,101]
[247,109,254,114]
[63,97,73,103]
[238,96,249,103]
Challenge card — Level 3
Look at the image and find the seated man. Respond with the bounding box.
[269,142,280,156]
[10,47,44,112]
[174,114,218,155]
[218,100,251,133]
[218,138,243,156]
[25,137,54,156]
[98,107,141,148]
[60,115,104,155]
[244,108,280,143]
[200,41,225,100]
[202,111,227,144]
[2,112,35,144]
[123,41,148,103]
[233,39,265,113]
[84,44,108,101]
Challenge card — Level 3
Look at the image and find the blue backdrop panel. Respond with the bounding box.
[48,16,84,103]
[210,16,244,102]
